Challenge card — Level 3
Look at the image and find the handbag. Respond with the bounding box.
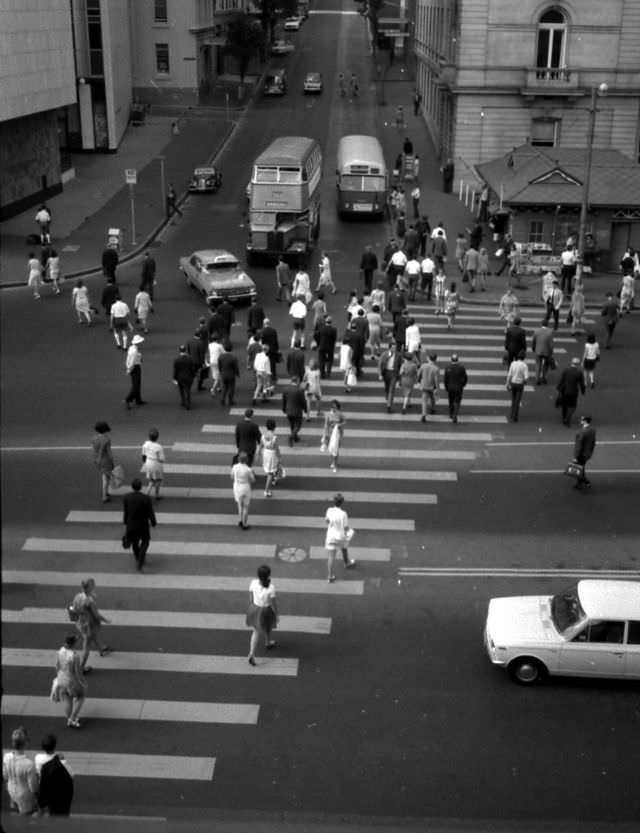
[345,527,355,543]
[121,534,131,550]
[346,368,357,388]
[564,461,584,479]
[110,464,125,489]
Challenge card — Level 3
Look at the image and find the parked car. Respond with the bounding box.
[179,250,256,304]
[264,68,287,96]
[188,166,222,193]
[271,39,295,55]
[284,16,303,30]
[484,579,640,685]
[303,72,323,94]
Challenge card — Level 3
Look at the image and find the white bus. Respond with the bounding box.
[336,134,388,217]
[247,136,322,265]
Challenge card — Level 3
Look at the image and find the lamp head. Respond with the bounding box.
[598,82,608,96]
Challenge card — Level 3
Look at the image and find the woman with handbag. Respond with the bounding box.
[54,635,87,728]
[324,493,355,582]
[92,421,115,503]
[260,418,281,497]
[140,428,165,500]
[321,400,345,472]
[246,565,278,666]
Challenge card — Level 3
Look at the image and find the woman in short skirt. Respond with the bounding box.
[304,357,322,418]
[582,333,600,389]
[339,336,353,392]
[54,634,87,728]
[324,493,356,582]
[71,279,93,325]
[246,564,278,666]
[231,451,255,530]
[367,303,384,358]
[260,418,281,497]
[321,399,345,472]
[141,428,165,499]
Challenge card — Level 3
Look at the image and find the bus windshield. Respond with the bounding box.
[341,174,386,191]
[255,166,302,184]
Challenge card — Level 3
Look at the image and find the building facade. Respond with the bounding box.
[413,0,640,186]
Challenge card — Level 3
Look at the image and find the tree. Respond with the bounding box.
[225,15,264,99]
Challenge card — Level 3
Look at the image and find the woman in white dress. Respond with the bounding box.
[54,634,87,728]
[71,279,92,325]
[231,451,255,529]
[321,399,345,472]
[134,285,153,334]
[339,338,353,392]
[366,303,384,358]
[324,493,356,582]
[246,564,278,665]
[141,428,165,499]
[304,357,322,418]
[27,252,42,299]
[46,249,62,295]
[260,418,281,497]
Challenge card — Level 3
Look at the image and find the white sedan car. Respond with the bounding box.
[179,249,257,304]
[303,72,323,94]
[284,16,303,30]
[271,39,295,55]
[484,579,640,685]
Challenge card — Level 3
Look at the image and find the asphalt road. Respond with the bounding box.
[2,1,640,830]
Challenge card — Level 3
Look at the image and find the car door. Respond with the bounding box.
[558,620,627,679]
[624,620,640,679]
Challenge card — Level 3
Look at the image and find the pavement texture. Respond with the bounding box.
[0,76,618,311]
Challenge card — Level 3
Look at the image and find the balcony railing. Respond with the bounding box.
[526,67,578,88]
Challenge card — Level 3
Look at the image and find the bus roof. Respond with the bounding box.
[337,135,386,171]
[255,136,318,167]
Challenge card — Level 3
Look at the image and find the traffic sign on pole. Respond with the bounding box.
[125,169,137,185]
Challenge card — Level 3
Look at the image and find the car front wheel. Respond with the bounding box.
[508,657,547,685]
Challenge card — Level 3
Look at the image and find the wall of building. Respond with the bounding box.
[103,0,133,147]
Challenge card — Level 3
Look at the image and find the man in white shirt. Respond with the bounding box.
[430,221,447,241]
[253,344,272,402]
[110,298,131,350]
[560,245,577,294]
[404,256,421,302]
[289,296,308,347]
[505,350,529,422]
[388,248,408,293]
[420,254,435,301]
[124,334,145,409]
[292,269,311,303]
[206,334,224,394]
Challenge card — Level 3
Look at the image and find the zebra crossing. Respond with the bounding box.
[2,299,542,794]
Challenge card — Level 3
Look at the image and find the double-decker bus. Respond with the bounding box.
[246,136,322,265]
[336,134,388,217]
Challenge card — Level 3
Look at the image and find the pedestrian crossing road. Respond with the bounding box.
[3,300,584,803]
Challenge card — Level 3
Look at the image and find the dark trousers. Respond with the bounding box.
[447,389,463,420]
[129,529,150,569]
[125,365,143,404]
[560,266,574,294]
[363,270,374,293]
[197,365,208,389]
[574,457,591,487]
[382,370,397,401]
[221,377,236,406]
[421,273,433,300]
[509,383,524,421]
[178,381,193,409]
[535,355,549,382]
[287,414,302,441]
[605,322,616,347]
[268,353,278,382]
[408,276,418,302]
[543,306,560,330]
[319,348,333,379]
[560,395,578,426]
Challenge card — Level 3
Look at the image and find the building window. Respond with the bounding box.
[155,43,170,74]
[536,9,567,80]
[531,119,558,147]
[529,221,545,244]
[154,1,168,23]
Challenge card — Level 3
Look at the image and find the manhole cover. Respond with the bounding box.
[277,545,308,563]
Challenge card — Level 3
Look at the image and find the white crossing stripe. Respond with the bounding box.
[22,750,215,780]
[164,463,456,480]
[3,648,299,677]
[1,695,259,724]
[332,349,566,359]
[246,396,508,407]
[230,409,506,424]
[398,567,640,579]
[201,425,493,442]
[3,570,365,595]
[3,607,333,634]
[173,442,475,460]
[105,486,438,504]
[21,537,391,563]
[65,510,415,531]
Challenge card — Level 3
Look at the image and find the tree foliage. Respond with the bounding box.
[225,15,264,82]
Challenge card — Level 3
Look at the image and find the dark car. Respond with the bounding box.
[188,166,222,193]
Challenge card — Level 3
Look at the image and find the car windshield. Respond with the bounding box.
[550,585,587,634]
[206,259,236,272]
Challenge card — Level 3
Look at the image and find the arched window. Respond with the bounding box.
[536,8,567,80]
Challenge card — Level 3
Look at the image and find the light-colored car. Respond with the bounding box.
[284,16,303,30]
[303,72,323,94]
[179,249,256,304]
[271,39,295,55]
[484,579,640,685]
[188,166,222,193]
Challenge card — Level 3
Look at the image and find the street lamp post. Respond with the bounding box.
[575,82,608,285]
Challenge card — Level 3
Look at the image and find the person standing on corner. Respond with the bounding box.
[166,182,183,218]
[444,353,468,424]
[324,493,356,582]
[140,251,157,300]
[505,349,529,422]
[246,564,278,665]
[92,421,115,503]
[123,477,157,571]
[572,415,596,490]
[140,428,165,500]
[282,377,307,446]
[556,357,585,427]
[231,451,255,530]
[71,577,111,671]
[124,334,146,409]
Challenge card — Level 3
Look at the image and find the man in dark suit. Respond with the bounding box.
[504,315,527,365]
[260,318,280,381]
[316,315,337,379]
[556,357,585,427]
[235,408,262,466]
[102,246,119,279]
[123,477,157,571]
[443,353,468,423]
[186,330,208,390]
[282,378,307,446]
[359,245,378,293]
[286,341,306,382]
[207,307,228,342]
[218,342,240,406]
[101,277,120,317]
[173,344,198,409]
[140,251,157,300]
[216,298,234,338]
[572,414,596,489]
[247,296,265,335]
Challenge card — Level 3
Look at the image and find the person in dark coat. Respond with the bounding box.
[187,330,208,391]
[101,277,120,317]
[235,408,262,466]
[556,357,585,427]
[504,316,527,364]
[393,308,410,349]
[316,315,338,379]
[140,251,157,300]
[443,354,468,423]
[247,297,265,335]
[216,299,234,337]
[282,378,308,446]
[207,306,228,341]
[173,344,198,409]
[36,734,74,816]
[286,341,306,382]
[218,342,240,406]
[123,477,157,571]
[601,292,619,348]
[102,247,119,279]
[468,222,483,251]
[359,246,378,294]
[260,318,280,381]
[572,415,596,489]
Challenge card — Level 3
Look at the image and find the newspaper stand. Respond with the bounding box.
[107,228,121,252]
[403,154,415,181]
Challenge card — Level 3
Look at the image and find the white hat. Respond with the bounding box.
[132,334,145,345]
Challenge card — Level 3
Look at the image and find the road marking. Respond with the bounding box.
[1,695,259,724]
[398,567,640,579]
[486,440,640,447]
[201,425,494,442]
[3,607,333,633]
[3,648,299,676]
[21,537,391,563]
[164,463,456,480]
[469,469,640,474]
[3,570,365,595]
[65,510,415,531]
[22,751,214,780]
[173,442,475,460]
[97,486,438,504]
[229,409,506,424]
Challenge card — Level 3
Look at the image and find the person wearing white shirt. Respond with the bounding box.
[560,246,577,294]
[253,345,272,402]
[246,564,278,665]
[505,351,529,422]
[289,297,308,347]
[110,298,131,349]
[404,318,421,354]
[324,493,355,582]
[404,257,421,301]
[291,269,311,303]
[206,335,224,394]
[430,223,447,241]
[420,255,435,301]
